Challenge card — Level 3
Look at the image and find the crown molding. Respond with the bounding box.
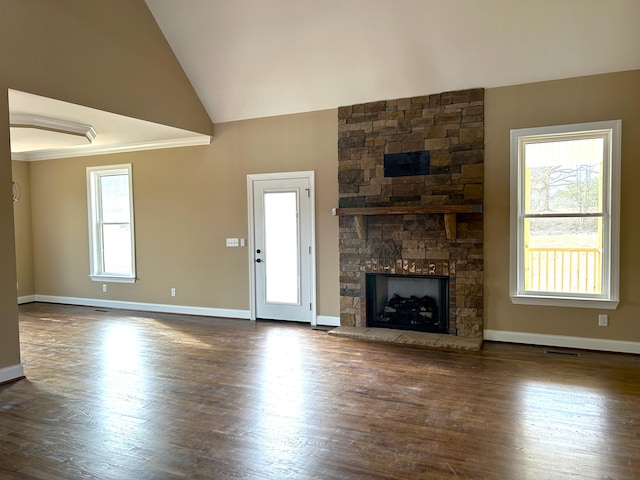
[11,135,211,161]
[10,113,97,142]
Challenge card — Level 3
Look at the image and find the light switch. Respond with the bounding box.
[226,237,239,247]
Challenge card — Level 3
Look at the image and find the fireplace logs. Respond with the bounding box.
[377,293,438,328]
[366,273,449,333]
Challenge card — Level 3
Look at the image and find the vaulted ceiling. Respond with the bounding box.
[145,0,640,124]
[12,1,640,160]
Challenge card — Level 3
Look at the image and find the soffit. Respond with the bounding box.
[9,90,211,161]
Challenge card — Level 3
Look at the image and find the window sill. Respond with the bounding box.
[511,295,618,310]
[90,275,136,284]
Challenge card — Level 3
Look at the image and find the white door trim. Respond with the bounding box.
[247,171,317,326]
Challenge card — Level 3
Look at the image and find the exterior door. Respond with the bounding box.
[248,172,315,324]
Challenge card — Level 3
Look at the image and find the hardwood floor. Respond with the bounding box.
[1,303,639,479]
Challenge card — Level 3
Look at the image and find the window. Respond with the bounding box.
[510,121,621,309]
[87,164,136,283]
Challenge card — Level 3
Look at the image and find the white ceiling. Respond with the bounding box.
[145,0,640,124]
[9,90,210,161]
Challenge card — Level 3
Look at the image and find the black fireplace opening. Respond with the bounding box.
[366,273,449,334]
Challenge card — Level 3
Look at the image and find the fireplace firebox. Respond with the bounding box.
[366,273,449,333]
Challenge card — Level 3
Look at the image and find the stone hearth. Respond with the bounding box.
[337,89,484,338]
[328,326,483,351]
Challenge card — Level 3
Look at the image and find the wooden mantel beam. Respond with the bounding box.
[331,204,482,241]
[332,205,482,216]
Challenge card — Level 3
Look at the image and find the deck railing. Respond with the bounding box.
[527,247,601,293]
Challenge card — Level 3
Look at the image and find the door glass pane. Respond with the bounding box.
[264,191,299,304]
[524,138,603,215]
[524,217,602,294]
[102,224,132,275]
[100,174,130,223]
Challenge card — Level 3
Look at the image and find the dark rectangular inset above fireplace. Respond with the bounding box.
[383,151,430,177]
[366,273,449,334]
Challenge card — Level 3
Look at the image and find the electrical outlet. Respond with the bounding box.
[171,288,176,297]
[598,314,608,327]
[102,284,107,293]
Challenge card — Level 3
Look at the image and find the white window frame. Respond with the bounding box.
[86,164,136,283]
[510,120,621,309]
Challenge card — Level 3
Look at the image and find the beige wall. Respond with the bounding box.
[29,69,640,347]
[21,70,640,348]
[0,1,212,135]
[12,161,34,298]
[0,93,20,369]
[485,69,640,342]
[29,110,340,316]
[0,1,213,372]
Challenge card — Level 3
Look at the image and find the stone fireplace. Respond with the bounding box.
[336,89,484,338]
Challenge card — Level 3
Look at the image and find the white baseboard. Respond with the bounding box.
[28,295,339,326]
[484,329,640,354]
[0,363,25,384]
[317,315,340,327]
[18,295,36,304]
[34,295,251,320]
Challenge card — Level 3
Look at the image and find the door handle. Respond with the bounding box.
[255,258,263,263]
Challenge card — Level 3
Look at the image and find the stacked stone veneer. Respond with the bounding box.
[337,88,484,337]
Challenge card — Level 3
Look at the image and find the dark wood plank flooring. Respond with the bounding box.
[1,302,639,479]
